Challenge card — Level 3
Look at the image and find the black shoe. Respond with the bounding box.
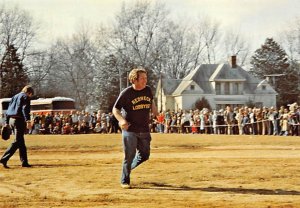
[0,159,9,169]
[22,163,32,168]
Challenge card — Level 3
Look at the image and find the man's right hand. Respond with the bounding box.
[119,121,130,130]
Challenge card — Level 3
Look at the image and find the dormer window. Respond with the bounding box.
[190,85,195,90]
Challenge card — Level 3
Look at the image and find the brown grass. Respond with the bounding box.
[0,133,300,208]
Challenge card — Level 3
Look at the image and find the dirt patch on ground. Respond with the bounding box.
[0,134,300,208]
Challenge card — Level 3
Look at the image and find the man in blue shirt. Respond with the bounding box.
[0,85,34,168]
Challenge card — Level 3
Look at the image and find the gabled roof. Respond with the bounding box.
[254,80,277,94]
[172,80,204,95]
[172,80,193,95]
[185,64,218,94]
[159,78,182,95]
[160,63,277,95]
[209,64,246,81]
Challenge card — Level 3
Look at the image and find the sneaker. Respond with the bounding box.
[120,183,131,189]
[22,163,32,168]
[0,159,9,169]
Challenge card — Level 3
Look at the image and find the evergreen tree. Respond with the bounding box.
[250,38,298,106]
[0,45,29,98]
[250,38,289,78]
[193,97,211,110]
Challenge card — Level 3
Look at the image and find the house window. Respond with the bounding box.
[224,82,230,95]
[215,83,221,95]
[262,85,266,90]
[233,83,239,95]
[190,85,195,90]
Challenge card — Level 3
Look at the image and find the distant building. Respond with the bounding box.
[155,56,277,111]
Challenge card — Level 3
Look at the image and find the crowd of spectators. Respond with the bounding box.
[28,110,121,135]
[151,103,300,136]
[2,103,299,136]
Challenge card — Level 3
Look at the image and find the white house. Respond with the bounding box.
[155,56,277,111]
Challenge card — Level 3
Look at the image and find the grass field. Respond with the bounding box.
[0,133,300,208]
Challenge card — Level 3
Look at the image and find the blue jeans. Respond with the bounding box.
[121,131,151,185]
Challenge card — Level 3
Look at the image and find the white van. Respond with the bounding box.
[0,98,11,127]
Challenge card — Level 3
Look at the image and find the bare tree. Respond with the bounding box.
[280,17,300,62]
[98,1,171,87]
[223,29,252,66]
[95,1,229,82]
[46,25,97,110]
[159,21,195,79]
[25,50,53,96]
[0,4,38,60]
[200,17,221,64]
[161,16,222,79]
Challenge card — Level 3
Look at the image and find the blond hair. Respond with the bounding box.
[21,85,34,95]
[128,68,147,84]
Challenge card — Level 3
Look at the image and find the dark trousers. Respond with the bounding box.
[1,118,28,165]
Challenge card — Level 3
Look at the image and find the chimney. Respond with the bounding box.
[230,55,237,68]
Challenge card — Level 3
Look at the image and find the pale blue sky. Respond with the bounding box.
[2,0,300,49]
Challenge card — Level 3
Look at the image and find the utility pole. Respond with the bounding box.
[126,71,129,88]
[160,71,163,112]
[0,72,1,98]
[118,67,122,93]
